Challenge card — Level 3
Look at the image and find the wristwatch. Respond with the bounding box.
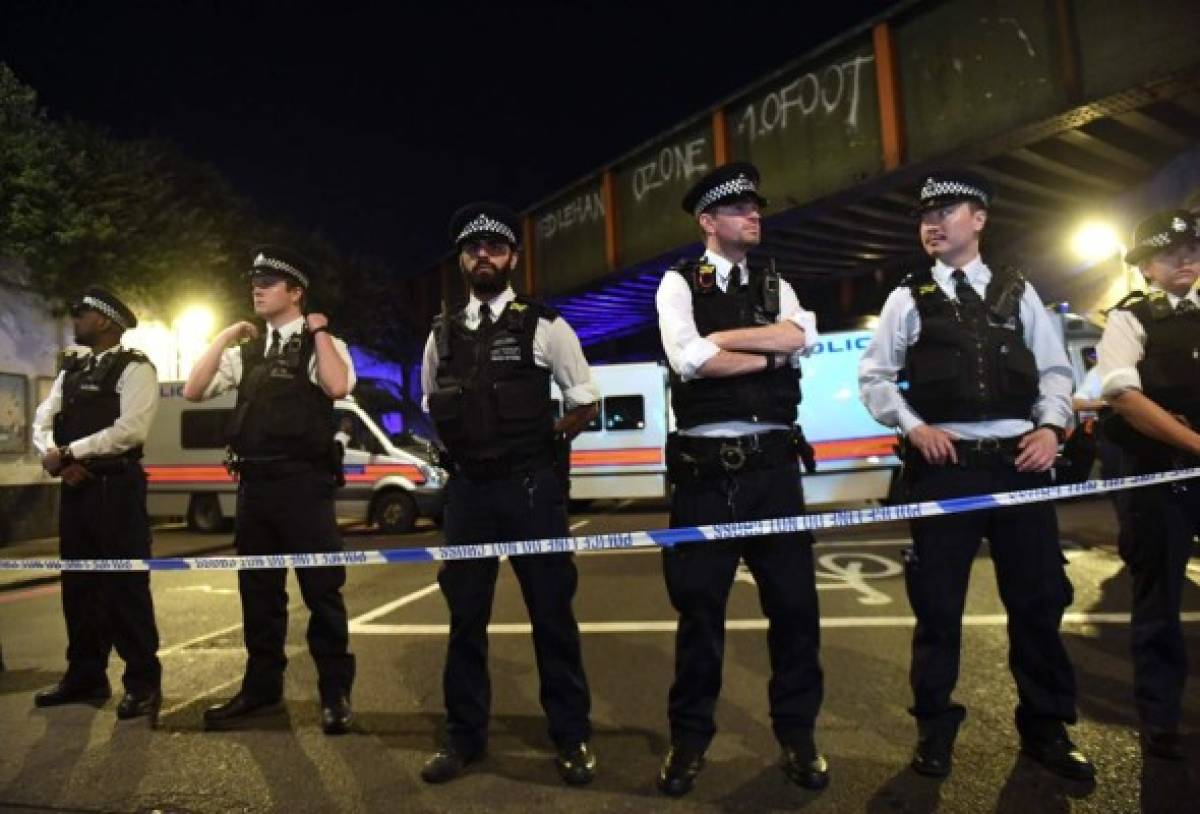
[1039,424,1066,444]
[762,353,776,371]
[310,325,331,336]
[58,445,75,467]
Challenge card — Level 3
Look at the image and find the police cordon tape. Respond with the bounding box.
[3,467,1199,574]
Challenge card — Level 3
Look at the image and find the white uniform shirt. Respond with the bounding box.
[421,286,599,411]
[1095,287,1200,399]
[858,256,1074,440]
[656,250,818,437]
[32,344,160,459]
[202,316,356,399]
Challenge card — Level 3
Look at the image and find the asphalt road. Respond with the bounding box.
[1,497,1198,813]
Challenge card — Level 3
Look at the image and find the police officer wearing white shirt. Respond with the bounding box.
[31,287,162,723]
[183,246,356,735]
[655,163,828,797]
[419,202,600,786]
[859,170,1093,780]
[1093,209,1200,761]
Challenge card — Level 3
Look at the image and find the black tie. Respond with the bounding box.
[267,329,282,358]
[479,306,494,329]
[1177,298,1196,314]
[727,264,743,293]
[952,269,984,310]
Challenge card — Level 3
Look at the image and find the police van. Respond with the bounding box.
[143,382,448,533]
[559,337,900,506]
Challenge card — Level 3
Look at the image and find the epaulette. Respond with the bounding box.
[512,295,560,322]
[900,268,938,297]
[122,348,155,369]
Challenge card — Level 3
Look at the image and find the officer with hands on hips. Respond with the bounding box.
[419,202,600,786]
[1093,209,1200,761]
[183,246,356,735]
[655,162,828,797]
[859,170,1094,780]
[31,287,163,724]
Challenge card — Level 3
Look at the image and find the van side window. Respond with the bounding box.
[181,409,235,449]
[603,396,645,431]
[585,403,603,432]
[333,410,383,455]
[550,398,564,420]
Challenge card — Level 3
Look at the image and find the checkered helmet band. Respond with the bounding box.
[1138,216,1200,251]
[456,213,517,245]
[693,175,759,216]
[920,179,990,207]
[80,296,130,330]
[253,253,309,287]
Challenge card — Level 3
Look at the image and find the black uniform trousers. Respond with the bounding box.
[58,465,161,694]
[438,464,591,755]
[234,464,355,702]
[903,455,1077,735]
[1118,460,1199,731]
[664,458,823,751]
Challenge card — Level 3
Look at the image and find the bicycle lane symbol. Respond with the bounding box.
[735,551,903,606]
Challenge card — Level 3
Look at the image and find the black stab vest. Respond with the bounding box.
[428,297,556,465]
[1125,291,1200,426]
[54,348,150,459]
[228,328,335,460]
[668,259,801,430]
[901,267,1039,423]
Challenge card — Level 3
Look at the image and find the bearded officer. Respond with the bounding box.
[31,287,163,724]
[1094,209,1200,761]
[419,202,599,786]
[859,170,1094,780]
[183,246,356,735]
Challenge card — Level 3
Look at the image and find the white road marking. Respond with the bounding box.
[348,581,442,627]
[569,520,590,531]
[350,611,1200,636]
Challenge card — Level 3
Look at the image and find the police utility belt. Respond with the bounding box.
[667,427,808,483]
[450,448,556,482]
[80,450,142,475]
[224,452,325,481]
[901,436,1023,470]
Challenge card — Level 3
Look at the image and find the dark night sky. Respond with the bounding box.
[2,0,897,274]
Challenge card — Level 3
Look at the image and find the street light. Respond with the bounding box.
[1070,221,1122,263]
[173,304,216,380]
[1068,219,1138,300]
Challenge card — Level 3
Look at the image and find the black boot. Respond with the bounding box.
[912,705,966,778]
[420,745,484,784]
[555,742,596,786]
[116,688,162,725]
[203,691,282,730]
[657,745,706,797]
[34,677,111,708]
[781,743,829,790]
[1019,725,1095,781]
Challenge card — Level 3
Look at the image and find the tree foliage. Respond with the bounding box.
[0,62,415,359]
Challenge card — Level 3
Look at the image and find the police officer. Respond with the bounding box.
[420,202,599,786]
[859,170,1094,780]
[1093,209,1200,761]
[183,246,356,735]
[655,163,827,797]
[31,287,162,724]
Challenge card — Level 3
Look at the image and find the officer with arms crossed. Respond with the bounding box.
[183,246,356,735]
[32,287,163,724]
[859,170,1094,780]
[420,203,599,786]
[655,163,827,797]
[1094,209,1200,761]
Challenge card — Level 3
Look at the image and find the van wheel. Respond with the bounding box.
[187,494,229,533]
[372,490,417,534]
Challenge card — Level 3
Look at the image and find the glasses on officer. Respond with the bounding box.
[461,239,511,257]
